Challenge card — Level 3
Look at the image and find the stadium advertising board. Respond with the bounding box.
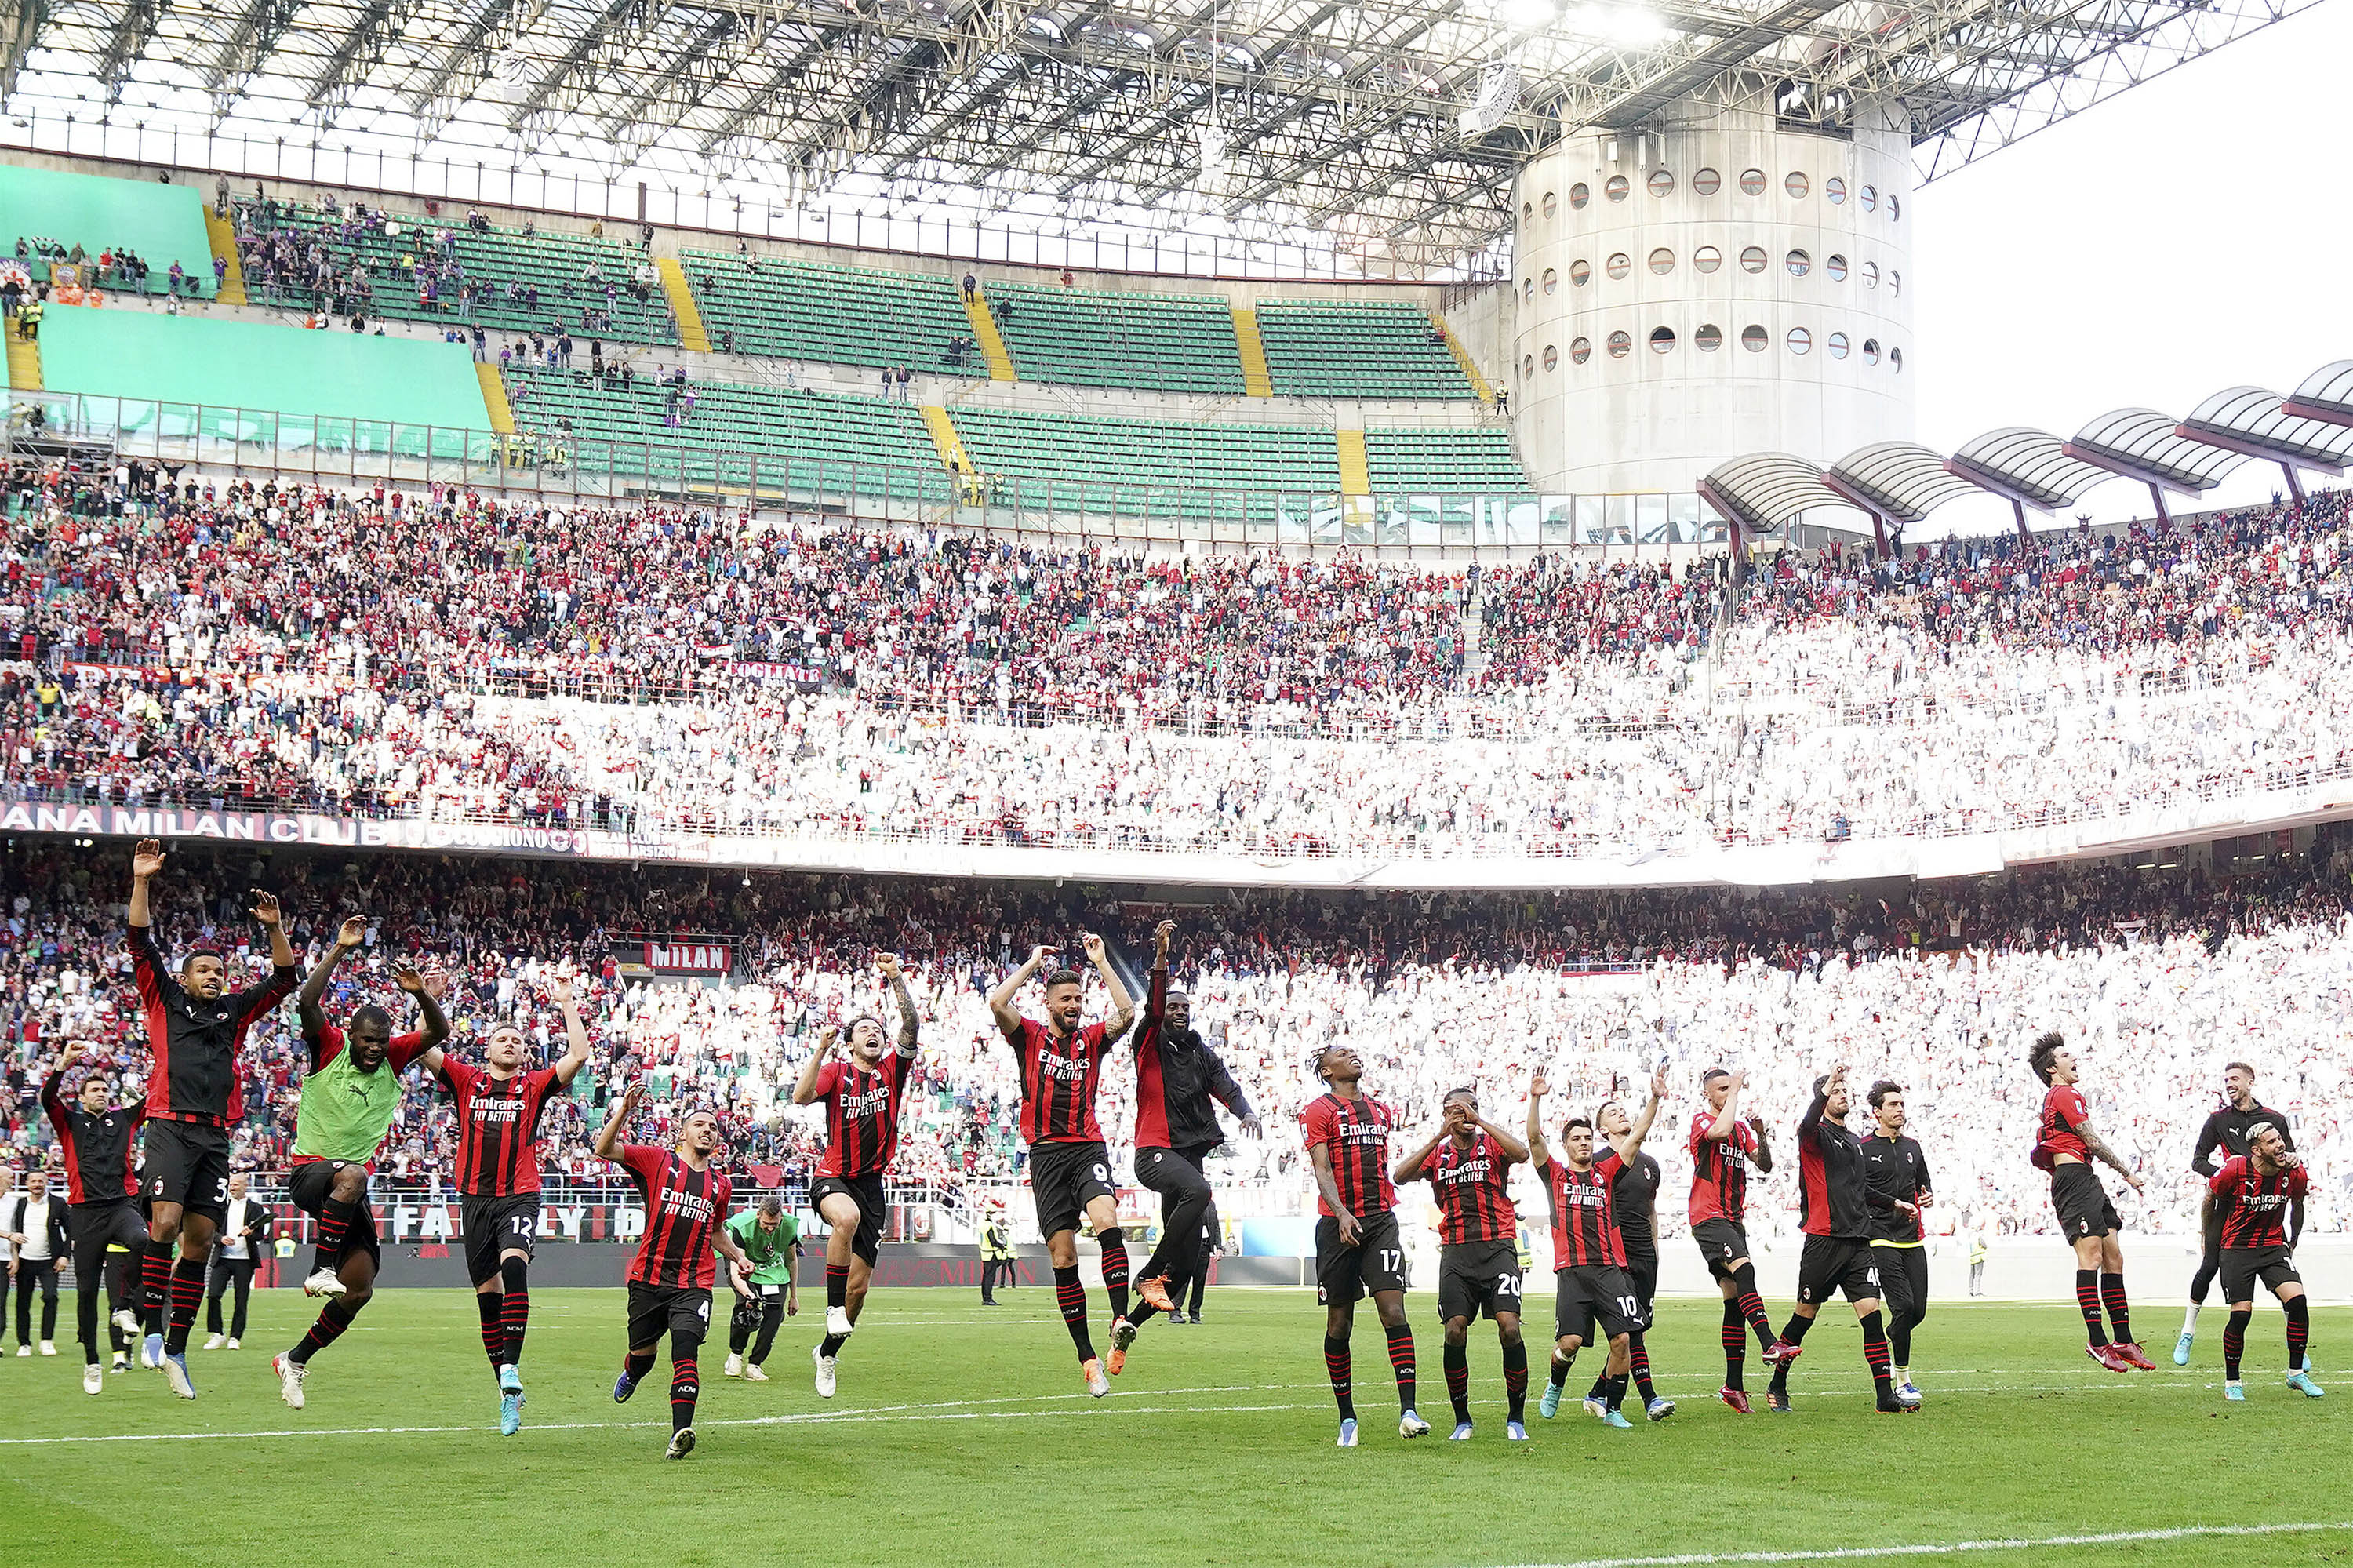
[0,799,592,856]
[638,940,733,975]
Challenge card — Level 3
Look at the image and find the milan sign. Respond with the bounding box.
[642,940,733,975]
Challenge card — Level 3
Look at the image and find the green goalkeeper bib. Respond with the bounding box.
[292,1046,406,1165]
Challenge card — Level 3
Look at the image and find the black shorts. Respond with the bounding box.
[1315,1210,1407,1306]
[460,1193,541,1287]
[1435,1239,1525,1324]
[1797,1236,1882,1305]
[143,1121,231,1225]
[287,1161,383,1268]
[1871,1242,1929,1322]
[1026,1141,1116,1240]
[1553,1264,1640,1344]
[811,1174,886,1267]
[1624,1250,1659,1330]
[2049,1165,2121,1242]
[2220,1245,2300,1302]
[626,1281,713,1348]
[1691,1217,1751,1279]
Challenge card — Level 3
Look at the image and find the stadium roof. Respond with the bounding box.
[0,0,2327,271]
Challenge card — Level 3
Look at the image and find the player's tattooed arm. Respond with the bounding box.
[2074,1115,2144,1191]
[876,951,920,1050]
[1310,1141,1359,1245]
[1747,1111,1773,1173]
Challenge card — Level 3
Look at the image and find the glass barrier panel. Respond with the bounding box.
[1669,493,1704,544]
[1604,492,1635,544]
[1504,494,1541,547]
[1637,491,1669,544]
[1577,493,1606,545]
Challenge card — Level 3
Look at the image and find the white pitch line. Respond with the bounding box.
[1482,1520,2353,1568]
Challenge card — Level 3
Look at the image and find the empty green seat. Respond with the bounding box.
[1256,300,1476,400]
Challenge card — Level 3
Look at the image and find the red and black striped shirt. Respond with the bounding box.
[1422,1131,1515,1246]
[813,1046,915,1179]
[39,1070,144,1206]
[616,1144,733,1290]
[1010,1018,1111,1145]
[129,922,296,1128]
[1686,1109,1756,1224]
[1544,1148,1627,1271]
[436,1060,562,1195]
[2209,1155,2307,1250]
[1300,1091,1398,1219]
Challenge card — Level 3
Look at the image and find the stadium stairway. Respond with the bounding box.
[919,404,980,499]
[5,326,40,390]
[964,292,1017,382]
[203,210,247,306]
[477,365,516,434]
[657,257,712,352]
[1429,311,1493,406]
[1231,306,1274,398]
[1336,426,1373,535]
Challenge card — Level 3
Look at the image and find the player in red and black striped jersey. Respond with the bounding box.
[1301,1044,1426,1444]
[986,935,1135,1397]
[1529,1066,1662,1429]
[2207,1122,2322,1399]
[790,951,922,1399]
[1687,1067,1784,1411]
[124,839,296,1397]
[432,966,593,1426]
[41,1040,146,1381]
[1395,1085,1531,1439]
[595,1081,758,1459]
[2028,1032,2155,1373]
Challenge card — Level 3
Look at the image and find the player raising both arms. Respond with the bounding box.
[2179,1061,2295,1366]
[125,839,296,1398]
[1766,1065,1920,1415]
[272,926,450,1411]
[1581,1085,1673,1421]
[1530,1066,1662,1430]
[792,951,921,1399]
[1394,1085,1530,1440]
[40,1041,145,1395]
[596,1082,757,1459]
[1303,1045,1427,1446]
[435,965,595,1434]
[1687,1068,1785,1413]
[2028,1032,2155,1373]
[2208,1122,2322,1401]
[1863,1081,1933,1401]
[986,936,1136,1396]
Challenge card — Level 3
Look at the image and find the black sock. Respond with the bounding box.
[1323,1333,1355,1421]
[2100,1271,2133,1344]
[1861,1309,1893,1400]
[2286,1296,2311,1370]
[1502,1337,1528,1422]
[623,1348,656,1384]
[1053,1264,1095,1362]
[825,1264,848,1312]
[1721,1296,1747,1390]
[670,1348,700,1432]
[1586,1369,1609,1401]
[1443,1338,1470,1424]
[2224,1308,2251,1381]
[476,1290,504,1372]
[1630,1332,1657,1404]
[1384,1320,1417,1413]
[1605,1371,1628,1413]
[818,1332,846,1359]
[499,1255,530,1367]
[1548,1350,1573,1389]
[1098,1228,1130,1323]
[2075,1270,2109,1346]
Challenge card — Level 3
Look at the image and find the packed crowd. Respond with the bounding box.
[3,838,2346,1244]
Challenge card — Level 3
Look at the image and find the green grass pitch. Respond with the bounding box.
[0,1290,2344,1567]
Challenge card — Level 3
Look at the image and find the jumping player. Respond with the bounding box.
[125,839,296,1398]
[597,1081,757,1459]
[1765,1065,1922,1415]
[1687,1068,1785,1412]
[986,936,1136,1397]
[433,966,592,1433]
[271,922,449,1411]
[1394,1085,1530,1440]
[1302,1044,1427,1446]
[1863,1080,1933,1400]
[40,1042,145,1395]
[1126,920,1260,1337]
[1581,1085,1673,1421]
[2209,1122,2322,1400]
[2179,1061,2295,1365]
[1530,1066,1662,1430]
[2028,1032,2155,1372]
[792,951,921,1398]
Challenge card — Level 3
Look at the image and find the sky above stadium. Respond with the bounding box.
[1910,2,2353,536]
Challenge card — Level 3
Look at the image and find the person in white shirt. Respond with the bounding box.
[204,1175,271,1351]
[4,1171,68,1355]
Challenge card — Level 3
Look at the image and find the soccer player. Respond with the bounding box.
[1686,1067,1785,1412]
[1764,1065,1922,1415]
[2178,1061,2295,1365]
[2208,1122,2321,1400]
[792,950,921,1398]
[722,1194,800,1381]
[1394,1085,1530,1440]
[2028,1031,2155,1373]
[596,1081,758,1459]
[271,922,449,1412]
[39,1041,145,1395]
[125,839,296,1398]
[1530,1066,1661,1430]
[1580,1085,1673,1421]
[1863,1079,1933,1400]
[1125,920,1260,1340]
[434,964,592,1432]
[1302,1044,1427,1445]
[985,936,1136,1397]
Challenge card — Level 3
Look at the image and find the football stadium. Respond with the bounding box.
[3,3,2351,1565]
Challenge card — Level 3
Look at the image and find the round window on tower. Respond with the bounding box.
[1570,259,1591,287]
[1649,326,1677,355]
[1544,344,1558,371]
[1606,329,1631,358]
[1787,326,1812,355]
[1825,253,1848,282]
[1889,269,1902,297]
[1696,323,1724,351]
[1693,167,1722,195]
[1741,325,1769,352]
[1543,191,1558,219]
[1569,182,1591,210]
[1826,176,1846,204]
[1648,169,1675,198]
[1523,277,1535,302]
[1569,337,1591,365]
[1864,338,1882,366]
[1522,201,1533,223]
[1786,249,1811,277]
[1860,184,1878,212]
[1606,253,1631,280]
[1861,261,1880,289]
[1889,194,1901,221]
[1693,246,1722,273]
[1522,353,1535,378]
[1890,347,1903,373]
[1543,267,1558,295]
[1827,332,1849,360]
[1740,246,1767,274]
[1784,171,1809,199]
[1739,167,1767,196]
[1649,247,1675,275]
[1606,174,1630,202]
